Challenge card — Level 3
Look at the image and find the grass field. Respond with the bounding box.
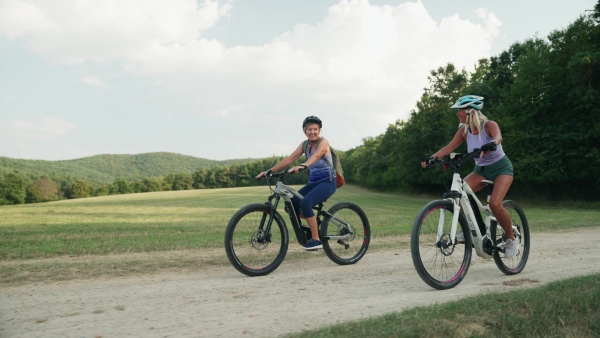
[1,184,599,284]
[1,184,599,336]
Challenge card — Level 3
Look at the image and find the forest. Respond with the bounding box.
[1,9,599,205]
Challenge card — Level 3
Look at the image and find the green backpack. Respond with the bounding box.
[302,137,345,188]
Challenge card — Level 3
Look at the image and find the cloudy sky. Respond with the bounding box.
[0,0,596,161]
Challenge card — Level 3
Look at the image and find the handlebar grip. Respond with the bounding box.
[420,157,439,168]
[480,142,497,152]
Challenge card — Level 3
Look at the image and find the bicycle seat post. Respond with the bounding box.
[482,180,494,204]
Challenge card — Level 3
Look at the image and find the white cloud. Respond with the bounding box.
[0,0,231,64]
[4,116,77,140]
[0,0,503,158]
[81,75,106,87]
[0,0,53,39]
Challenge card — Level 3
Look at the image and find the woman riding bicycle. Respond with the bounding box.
[422,95,518,258]
[256,116,337,250]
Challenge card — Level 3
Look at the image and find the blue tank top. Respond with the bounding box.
[466,121,505,166]
[305,140,335,183]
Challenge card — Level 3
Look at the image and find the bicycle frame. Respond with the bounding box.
[444,170,495,259]
[265,179,356,246]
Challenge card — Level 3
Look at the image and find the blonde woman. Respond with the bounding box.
[422,95,518,258]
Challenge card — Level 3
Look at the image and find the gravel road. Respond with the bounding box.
[2,227,599,338]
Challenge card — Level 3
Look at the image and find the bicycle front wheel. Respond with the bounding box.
[491,200,530,275]
[321,202,370,265]
[411,200,472,290]
[224,203,289,277]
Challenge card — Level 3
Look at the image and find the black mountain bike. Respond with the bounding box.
[224,170,370,277]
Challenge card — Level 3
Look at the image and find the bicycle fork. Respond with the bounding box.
[435,197,461,247]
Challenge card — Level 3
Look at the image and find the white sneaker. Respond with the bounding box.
[456,231,465,243]
[504,238,519,258]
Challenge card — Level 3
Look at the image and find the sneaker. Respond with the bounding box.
[504,238,519,258]
[303,239,323,250]
[456,231,465,243]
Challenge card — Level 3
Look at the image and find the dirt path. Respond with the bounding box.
[2,227,599,338]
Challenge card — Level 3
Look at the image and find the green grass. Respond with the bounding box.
[1,184,598,261]
[0,185,418,260]
[286,273,600,338]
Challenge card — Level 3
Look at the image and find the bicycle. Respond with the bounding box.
[411,145,530,290]
[224,169,371,277]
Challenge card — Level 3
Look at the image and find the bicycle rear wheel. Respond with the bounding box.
[491,200,530,274]
[321,202,370,265]
[224,203,289,277]
[411,200,472,290]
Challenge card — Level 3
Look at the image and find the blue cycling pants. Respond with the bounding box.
[292,179,336,218]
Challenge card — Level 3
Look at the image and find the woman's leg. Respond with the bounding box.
[464,172,485,193]
[465,172,514,239]
[489,174,515,240]
[300,181,336,242]
[292,184,315,220]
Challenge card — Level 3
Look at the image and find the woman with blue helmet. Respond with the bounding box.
[256,116,337,250]
[421,95,518,258]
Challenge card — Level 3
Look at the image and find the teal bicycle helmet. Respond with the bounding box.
[302,115,322,129]
[450,95,484,110]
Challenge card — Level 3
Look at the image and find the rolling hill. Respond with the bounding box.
[0,152,255,185]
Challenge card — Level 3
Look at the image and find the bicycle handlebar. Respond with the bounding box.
[422,142,497,171]
[260,167,305,180]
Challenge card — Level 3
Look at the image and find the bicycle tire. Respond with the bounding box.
[321,202,370,265]
[224,203,289,277]
[491,200,530,275]
[411,200,472,290]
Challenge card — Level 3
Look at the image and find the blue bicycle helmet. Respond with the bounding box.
[450,95,484,110]
[302,115,322,129]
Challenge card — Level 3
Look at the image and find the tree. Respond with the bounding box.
[172,173,193,190]
[26,177,59,203]
[0,172,26,205]
[25,183,41,204]
[141,177,162,192]
[111,178,132,194]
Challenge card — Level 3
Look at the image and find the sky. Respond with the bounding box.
[0,0,596,161]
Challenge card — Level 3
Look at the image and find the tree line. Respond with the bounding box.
[341,13,599,200]
[0,156,311,205]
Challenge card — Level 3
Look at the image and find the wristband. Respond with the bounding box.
[300,163,307,169]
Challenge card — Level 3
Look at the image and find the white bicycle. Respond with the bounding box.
[411,145,530,290]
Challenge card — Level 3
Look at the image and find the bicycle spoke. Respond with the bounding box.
[411,200,471,290]
[225,204,288,276]
[321,202,370,265]
[491,200,530,275]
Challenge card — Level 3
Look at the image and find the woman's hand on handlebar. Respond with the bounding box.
[288,165,305,174]
[255,169,272,179]
[478,141,498,158]
[421,156,436,168]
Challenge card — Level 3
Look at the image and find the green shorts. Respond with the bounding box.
[474,156,514,181]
